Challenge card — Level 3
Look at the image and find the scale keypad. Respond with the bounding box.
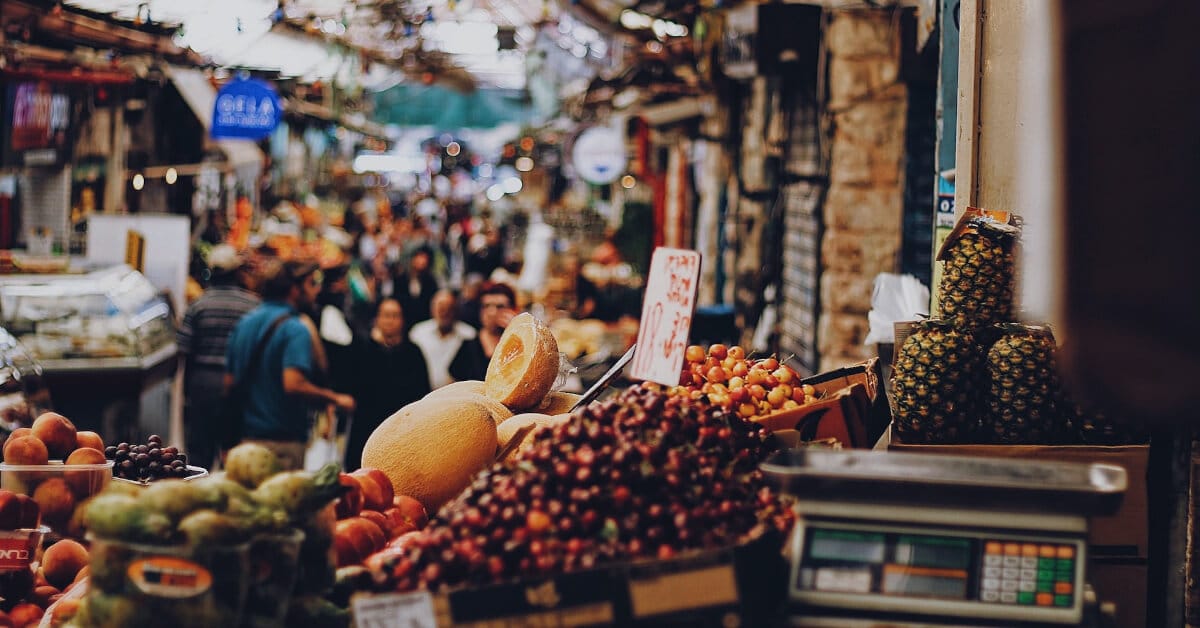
[980,542,1075,607]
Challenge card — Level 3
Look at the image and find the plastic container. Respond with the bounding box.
[86,534,251,628]
[0,525,48,602]
[0,461,113,536]
[111,465,209,487]
[242,529,305,628]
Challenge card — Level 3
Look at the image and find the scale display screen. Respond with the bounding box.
[795,527,1080,611]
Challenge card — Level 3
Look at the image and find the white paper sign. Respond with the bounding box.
[353,591,437,628]
[630,248,702,386]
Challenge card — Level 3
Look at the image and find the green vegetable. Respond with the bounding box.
[251,463,344,520]
[140,479,226,521]
[78,591,141,627]
[85,494,173,543]
[176,509,245,545]
[225,443,283,488]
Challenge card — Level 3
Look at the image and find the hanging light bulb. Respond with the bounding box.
[165,168,178,185]
[515,156,534,172]
[132,174,145,191]
[621,175,636,189]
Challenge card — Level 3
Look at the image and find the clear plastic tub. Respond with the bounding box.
[0,461,113,536]
[242,529,305,628]
[86,534,251,628]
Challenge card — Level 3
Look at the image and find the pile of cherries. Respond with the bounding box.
[105,435,191,481]
[678,344,816,419]
[370,384,794,593]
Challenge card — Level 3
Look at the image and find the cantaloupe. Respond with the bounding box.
[421,381,514,424]
[424,380,486,400]
[484,313,560,412]
[496,413,571,462]
[361,397,499,512]
[535,391,582,415]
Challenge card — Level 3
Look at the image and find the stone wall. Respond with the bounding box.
[818,9,909,371]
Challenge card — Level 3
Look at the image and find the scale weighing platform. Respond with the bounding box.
[761,449,1127,627]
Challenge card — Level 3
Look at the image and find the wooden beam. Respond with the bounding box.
[953,0,982,212]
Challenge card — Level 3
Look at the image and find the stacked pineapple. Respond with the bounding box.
[891,213,1142,445]
[891,320,979,443]
[893,214,1070,444]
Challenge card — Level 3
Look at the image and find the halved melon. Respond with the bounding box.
[484,313,560,412]
[362,397,499,512]
[496,412,571,462]
[535,391,582,415]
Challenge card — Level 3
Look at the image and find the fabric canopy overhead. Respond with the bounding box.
[168,66,267,169]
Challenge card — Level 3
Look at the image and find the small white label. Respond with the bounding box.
[353,591,437,628]
[814,568,873,594]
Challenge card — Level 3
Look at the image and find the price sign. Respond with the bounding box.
[630,248,702,386]
[352,591,437,628]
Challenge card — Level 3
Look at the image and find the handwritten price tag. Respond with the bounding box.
[353,591,437,628]
[630,248,702,386]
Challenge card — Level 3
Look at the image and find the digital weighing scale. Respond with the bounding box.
[761,449,1127,627]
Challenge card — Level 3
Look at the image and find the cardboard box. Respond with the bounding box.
[885,429,1150,558]
[753,383,871,449]
[355,532,788,627]
[801,359,891,446]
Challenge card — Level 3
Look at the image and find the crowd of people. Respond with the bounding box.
[177,214,520,471]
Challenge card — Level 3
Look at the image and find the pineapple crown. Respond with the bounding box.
[967,216,1022,242]
[993,322,1056,343]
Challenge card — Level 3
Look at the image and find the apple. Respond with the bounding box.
[359,509,393,537]
[382,508,418,537]
[0,491,22,530]
[392,495,428,529]
[352,468,395,512]
[16,495,39,529]
[334,517,386,567]
[335,473,363,519]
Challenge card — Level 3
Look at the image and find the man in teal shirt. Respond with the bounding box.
[225,260,355,469]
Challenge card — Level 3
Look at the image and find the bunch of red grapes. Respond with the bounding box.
[368,384,794,593]
[678,344,816,419]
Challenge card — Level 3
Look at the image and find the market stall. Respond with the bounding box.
[0,266,177,445]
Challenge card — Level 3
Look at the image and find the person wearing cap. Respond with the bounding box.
[225,259,356,469]
[177,245,260,470]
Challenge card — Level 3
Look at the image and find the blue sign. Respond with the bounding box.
[211,78,281,140]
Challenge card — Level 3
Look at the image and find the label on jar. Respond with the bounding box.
[0,536,32,570]
[127,557,212,598]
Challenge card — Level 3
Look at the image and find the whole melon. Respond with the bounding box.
[423,382,514,423]
[361,398,499,512]
[424,380,485,401]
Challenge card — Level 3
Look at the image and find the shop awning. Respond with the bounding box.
[284,98,391,141]
[167,66,266,170]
